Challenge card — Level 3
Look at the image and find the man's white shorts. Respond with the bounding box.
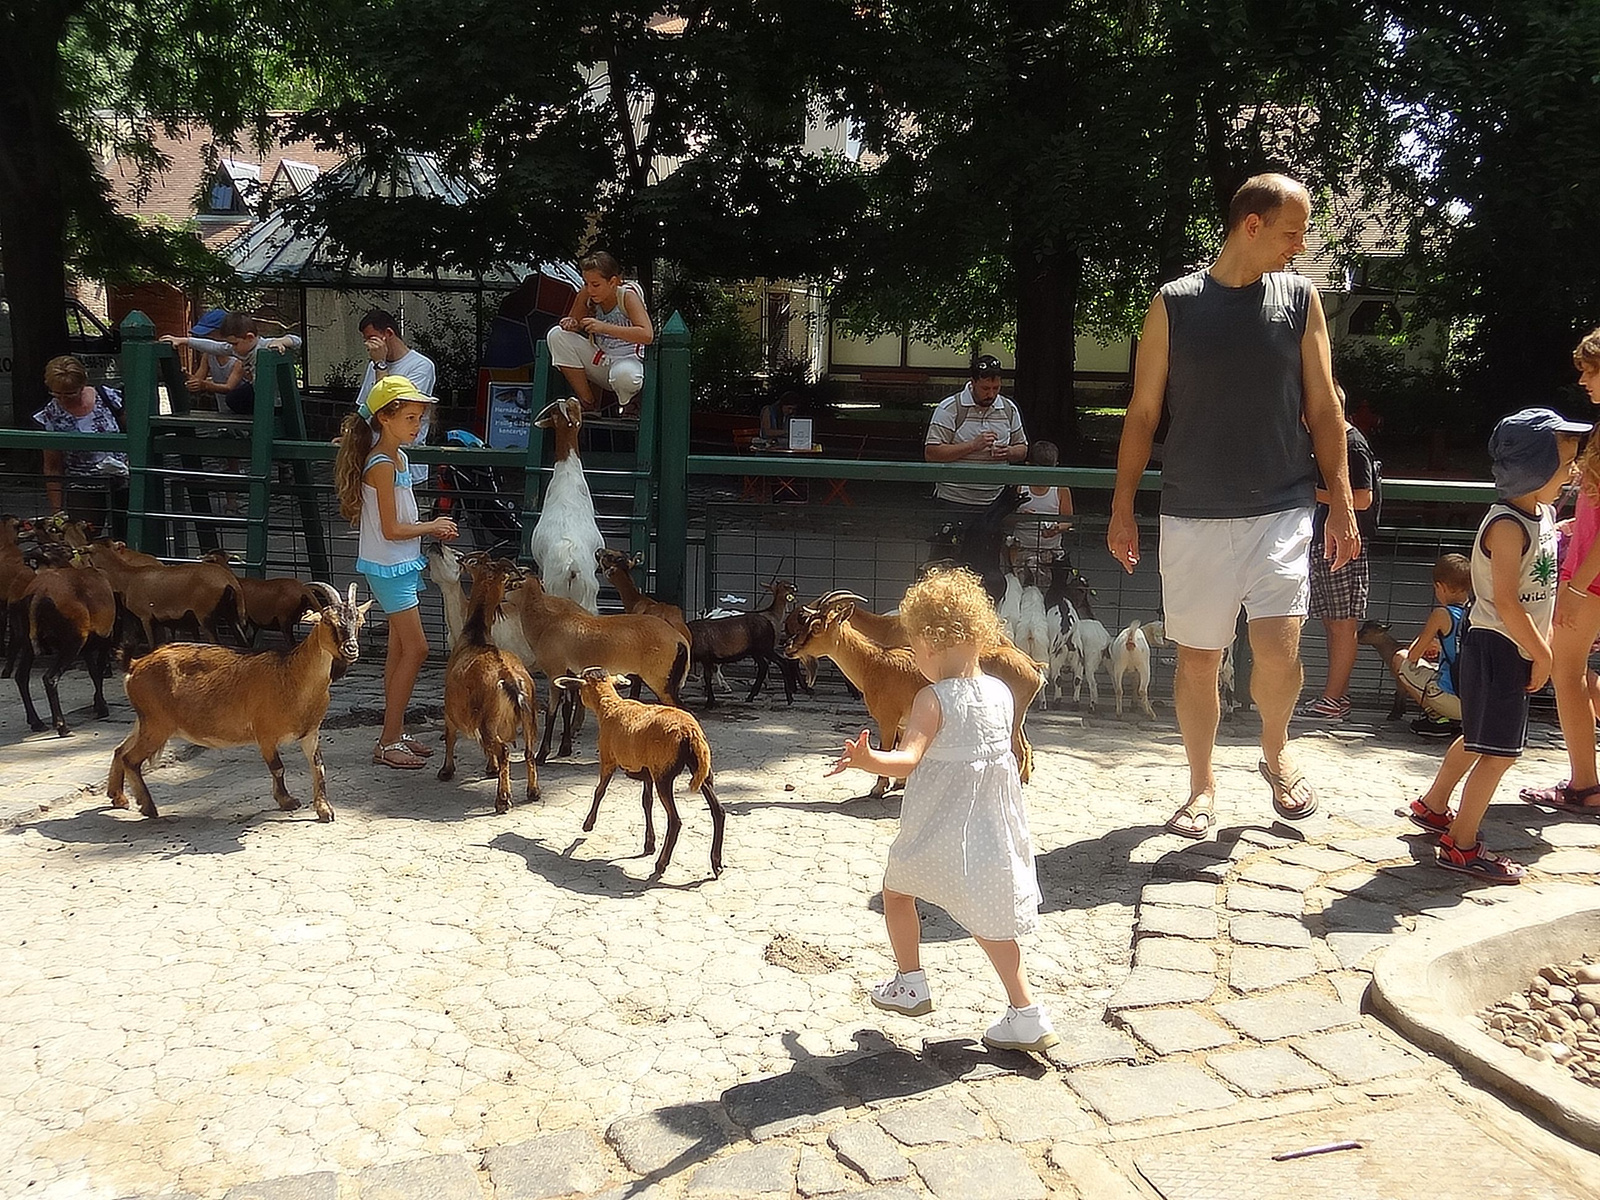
[1158,508,1313,651]
[547,326,644,403]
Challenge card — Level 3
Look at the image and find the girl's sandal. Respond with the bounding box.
[399,735,434,758]
[374,741,427,770]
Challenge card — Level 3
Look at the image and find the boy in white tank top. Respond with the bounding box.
[1408,408,1588,883]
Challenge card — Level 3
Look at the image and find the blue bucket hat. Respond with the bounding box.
[190,308,228,337]
[1488,407,1593,500]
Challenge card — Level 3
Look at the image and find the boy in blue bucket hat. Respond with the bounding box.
[182,308,235,400]
[1405,407,1591,882]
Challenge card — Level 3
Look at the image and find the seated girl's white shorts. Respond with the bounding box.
[1158,508,1313,651]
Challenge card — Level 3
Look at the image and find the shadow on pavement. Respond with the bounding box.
[487,830,718,896]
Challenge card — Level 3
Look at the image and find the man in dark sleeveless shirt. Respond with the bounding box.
[1107,174,1360,838]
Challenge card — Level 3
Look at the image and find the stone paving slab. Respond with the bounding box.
[876,1095,985,1145]
[483,1130,617,1199]
[828,1120,910,1183]
[795,1145,853,1196]
[354,1154,481,1200]
[1228,913,1313,949]
[1205,1045,1331,1097]
[1141,880,1220,908]
[827,1050,948,1109]
[910,1143,1047,1200]
[686,1143,797,1195]
[1119,1008,1237,1055]
[1133,936,1218,974]
[1275,845,1362,872]
[1323,930,1397,969]
[1046,1021,1139,1068]
[724,1073,846,1141]
[1106,966,1218,1011]
[1131,1094,1596,1200]
[1228,946,1320,993]
[1066,1062,1238,1124]
[1292,1028,1426,1084]
[1330,835,1416,865]
[1237,861,1323,892]
[1137,905,1220,941]
[1214,989,1361,1042]
[968,1076,1095,1143]
[223,1176,338,1200]
[606,1105,731,1175]
[1225,882,1305,916]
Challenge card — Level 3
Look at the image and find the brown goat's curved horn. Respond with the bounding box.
[552,675,583,690]
[305,582,342,610]
[817,590,870,612]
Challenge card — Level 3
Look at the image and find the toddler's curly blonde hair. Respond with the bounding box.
[899,566,1001,651]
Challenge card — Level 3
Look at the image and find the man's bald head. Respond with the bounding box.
[1226,174,1311,233]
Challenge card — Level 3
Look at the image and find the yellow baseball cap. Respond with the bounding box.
[358,375,438,420]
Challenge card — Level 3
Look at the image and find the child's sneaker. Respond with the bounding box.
[982,1004,1059,1053]
[1402,796,1454,836]
[870,970,933,1016]
[1295,695,1350,722]
[1436,833,1526,884]
[1410,714,1460,740]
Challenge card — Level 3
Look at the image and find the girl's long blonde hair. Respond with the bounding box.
[1575,327,1600,498]
[334,412,379,522]
[899,566,1001,652]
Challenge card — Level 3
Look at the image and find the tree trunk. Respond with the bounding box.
[0,11,72,428]
[1011,247,1079,457]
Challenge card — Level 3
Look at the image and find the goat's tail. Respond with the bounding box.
[216,584,245,643]
[686,721,713,792]
[498,672,529,713]
[666,639,690,707]
[1123,621,1140,652]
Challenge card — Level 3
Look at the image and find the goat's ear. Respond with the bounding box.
[628,553,644,568]
[301,610,324,627]
[609,674,631,689]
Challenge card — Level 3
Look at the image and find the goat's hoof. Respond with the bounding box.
[109,795,129,809]
[27,719,47,733]
[315,807,334,823]
[437,765,455,781]
[712,862,724,877]
[581,817,597,832]
[138,803,158,819]
[55,725,71,738]
[94,703,109,718]
[527,786,541,803]
[277,796,302,812]
[495,800,510,815]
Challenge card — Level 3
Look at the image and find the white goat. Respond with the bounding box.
[1064,598,1113,712]
[1012,570,1051,688]
[527,398,604,614]
[1110,619,1159,719]
[997,573,1023,641]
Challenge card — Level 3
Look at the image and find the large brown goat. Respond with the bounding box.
[107,583,370,822]
[783,595,1042,795]
[555,667,725,878]
[438,563,539,813]
[87,541,244,647]
[11,543,118,735]
[492,562,690,762]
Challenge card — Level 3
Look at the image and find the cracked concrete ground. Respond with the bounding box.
[3,661,1599,1199]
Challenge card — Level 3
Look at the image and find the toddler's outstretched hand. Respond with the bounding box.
[826,729,873,777]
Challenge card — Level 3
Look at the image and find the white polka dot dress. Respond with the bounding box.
[882,675,1040,940]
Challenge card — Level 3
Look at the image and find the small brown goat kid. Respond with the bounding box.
[556,667,725,877]
[438,562,539,813]
[107,583,370,822]
[201,550,325,646]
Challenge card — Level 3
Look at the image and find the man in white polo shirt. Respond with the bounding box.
[924,355,1028,506]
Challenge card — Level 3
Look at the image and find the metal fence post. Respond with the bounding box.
[120,311,157,554]
[654,312,690,606]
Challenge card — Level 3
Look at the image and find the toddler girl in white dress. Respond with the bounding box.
[828,567,1055,1052]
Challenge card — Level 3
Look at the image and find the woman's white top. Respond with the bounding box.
[356,451,426,576]
[882,675,1040,940]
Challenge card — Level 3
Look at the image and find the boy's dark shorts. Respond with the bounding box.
[223,381,255,415]
[1459,625,1531,758]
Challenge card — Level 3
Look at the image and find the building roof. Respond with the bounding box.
[224,151,580,291]
[102,120,346,249]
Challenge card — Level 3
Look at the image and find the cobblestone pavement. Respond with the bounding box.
[4,664,1600,1199]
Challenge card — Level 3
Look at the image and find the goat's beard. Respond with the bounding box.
[329,657,353,683]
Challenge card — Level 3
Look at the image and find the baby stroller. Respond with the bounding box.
[430,429,523,554]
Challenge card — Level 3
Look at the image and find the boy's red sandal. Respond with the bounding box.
[1435,834,1525,884]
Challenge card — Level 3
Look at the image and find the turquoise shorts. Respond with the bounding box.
[361,567,423,615]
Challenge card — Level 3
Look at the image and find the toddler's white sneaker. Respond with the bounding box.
[983,1004,1059,1053]
[869,970,934,1017]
